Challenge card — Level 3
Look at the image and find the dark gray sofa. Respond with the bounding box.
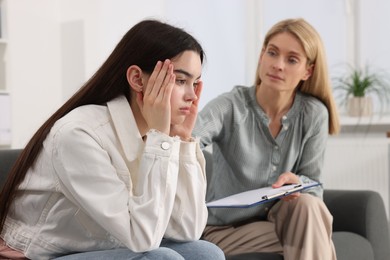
[1,149,390,260]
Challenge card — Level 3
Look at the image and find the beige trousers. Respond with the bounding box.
[203,194,337,260]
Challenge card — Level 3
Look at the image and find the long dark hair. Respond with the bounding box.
[0,19,204,232]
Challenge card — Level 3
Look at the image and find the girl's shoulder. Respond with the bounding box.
[52,104,110,134]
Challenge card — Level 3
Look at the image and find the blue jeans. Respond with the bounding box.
[53,239,225,260]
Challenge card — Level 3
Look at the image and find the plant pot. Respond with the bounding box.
[347,96,373,117]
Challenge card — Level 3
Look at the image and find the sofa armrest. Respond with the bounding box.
[324,189,390,260]
[0,149,22,190]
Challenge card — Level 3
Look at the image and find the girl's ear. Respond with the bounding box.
[126,65,144,92]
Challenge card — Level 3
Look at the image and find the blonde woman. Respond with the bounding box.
[194,18,340,260]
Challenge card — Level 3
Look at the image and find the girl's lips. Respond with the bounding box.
[179,107,191,114]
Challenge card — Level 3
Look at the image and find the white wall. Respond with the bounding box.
[7,0,61,148]
[359,0,390,73]
[59,0,165,101]
[164,0,256,108]
[4,0,390,148]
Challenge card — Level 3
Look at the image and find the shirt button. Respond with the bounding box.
[282,115,287,120]
[161,142,170,150]
[274,146,278,149]
[272,165,277,171]
[283,126,289,130]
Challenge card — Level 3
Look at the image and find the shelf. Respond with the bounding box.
[340,114,390,126]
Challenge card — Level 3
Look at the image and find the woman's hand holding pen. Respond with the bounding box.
[272,172,301,201]
[137,60,175,136]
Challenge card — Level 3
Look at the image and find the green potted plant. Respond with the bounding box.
[333,64,390,117]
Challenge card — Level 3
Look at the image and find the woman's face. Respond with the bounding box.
[169,50,202,125]
[258,32,312,93]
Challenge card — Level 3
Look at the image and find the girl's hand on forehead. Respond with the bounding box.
[136,59,175,135]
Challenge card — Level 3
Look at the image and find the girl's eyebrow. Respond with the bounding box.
[174,69,201,80]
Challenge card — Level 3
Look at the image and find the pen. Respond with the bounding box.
[262,191,287,200]
[261,184,302,200]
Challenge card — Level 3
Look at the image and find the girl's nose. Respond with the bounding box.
[185,87,197,101]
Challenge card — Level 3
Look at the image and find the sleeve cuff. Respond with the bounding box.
[144,129,180,157]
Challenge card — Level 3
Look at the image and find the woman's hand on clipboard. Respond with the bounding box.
[272,172,301,202]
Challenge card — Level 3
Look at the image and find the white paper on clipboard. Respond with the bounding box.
[206,181,321,208]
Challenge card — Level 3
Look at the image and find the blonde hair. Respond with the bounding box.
[255,18,340,135]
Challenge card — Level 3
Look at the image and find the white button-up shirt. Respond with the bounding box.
[1,96,208,259]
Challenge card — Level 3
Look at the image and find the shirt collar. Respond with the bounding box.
[107,95,143,162]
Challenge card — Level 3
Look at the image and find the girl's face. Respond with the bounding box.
[169,50,202,125]
[258,32,313,94]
